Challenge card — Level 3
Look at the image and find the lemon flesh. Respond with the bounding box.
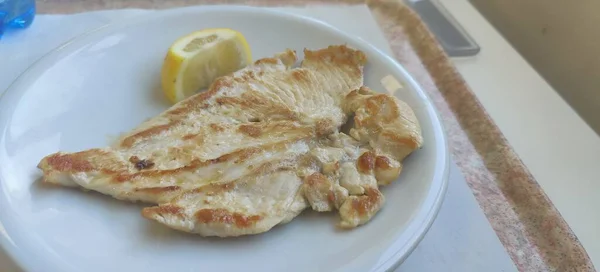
[161,29,252,103]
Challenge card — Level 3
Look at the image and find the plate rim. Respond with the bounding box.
[0,5,449,272]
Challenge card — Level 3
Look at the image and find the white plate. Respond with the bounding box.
[0,6,448,272]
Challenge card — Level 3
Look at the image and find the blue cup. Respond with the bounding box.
[0,0,36,38]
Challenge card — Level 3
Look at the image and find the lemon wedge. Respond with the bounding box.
[161,28,252,103]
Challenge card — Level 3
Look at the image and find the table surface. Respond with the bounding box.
[438,0,600,266]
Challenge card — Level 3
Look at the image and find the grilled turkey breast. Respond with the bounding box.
[38,45,423,237]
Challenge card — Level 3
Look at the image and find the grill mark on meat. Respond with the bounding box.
[233,147,261,163]
[351,188,382,216]
[114,46,362,154]
[238,122,315,139]
[210,123,225,132]
[215,96,239,106]
[168,82,217,115]
[169,161,296,203]
[291,69,309,81]
[43,151,97,172]
[190,182,235,195]
[240,92,298,120]
[239,92,270,106]
[196,161,297,200]
[182,134,196,140]
[381,131,420,149]
[126,76,237,147]
[316,119,335,136]
[250,160,296,177]
[305,172,328,186]
[114,162,197,183]
[238,124,262,137]
[135,186,181,194]
[375,156,392,170]
[112,136,313,183]
[303,172,337,211]
[170,183,236,203]
[182,132,206,143]
[234,70,258,82]
[357,151,375,173]
[121,123,176,148]
[303,45,367,68]
[142,205,184,219]
[195,208,262,228]
[254,57,279,65]
[217,94,297,122]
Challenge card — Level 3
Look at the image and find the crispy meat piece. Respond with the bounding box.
[38,45,422,237]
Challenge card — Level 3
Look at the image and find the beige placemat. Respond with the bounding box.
[37,0,595,271]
